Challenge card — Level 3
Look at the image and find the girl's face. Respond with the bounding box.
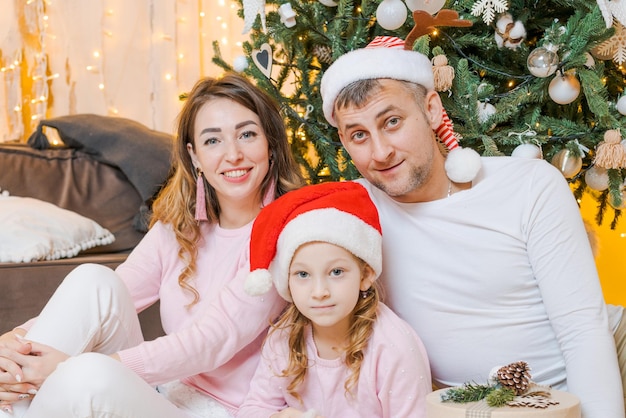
[288,242,374,337]
[187,97,270,212]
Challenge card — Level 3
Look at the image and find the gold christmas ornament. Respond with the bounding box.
[551,148,583,178]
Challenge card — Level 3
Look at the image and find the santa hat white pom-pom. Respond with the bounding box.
[244,269,273,296]
[445,147,482,183]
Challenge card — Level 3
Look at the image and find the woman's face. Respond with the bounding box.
[187,97,270,213]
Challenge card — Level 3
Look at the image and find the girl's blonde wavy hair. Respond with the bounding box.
[150,73,304,305]
[270,258,379,403]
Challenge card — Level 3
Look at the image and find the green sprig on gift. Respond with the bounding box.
[441,383,516,407]
[440,361,532,407]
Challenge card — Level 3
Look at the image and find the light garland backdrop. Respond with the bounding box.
[0,0,245,141]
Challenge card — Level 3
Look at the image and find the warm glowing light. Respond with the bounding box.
[221,23,227,29]
[165,73,172,80]
[199,11,205,17]
[432,30,439,36]
[93,51,100,58]
[178,53,184,60]
[508,81,515,87]
[221,37,228,45]
[98,83,105,90]
[43,15,49,21]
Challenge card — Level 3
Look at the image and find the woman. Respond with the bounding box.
[0,73,304,417]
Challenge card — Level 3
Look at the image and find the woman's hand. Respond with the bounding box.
[0,329,27,350]
[0,339,69,388]
[0,338,38,404]
[0,332,31,394]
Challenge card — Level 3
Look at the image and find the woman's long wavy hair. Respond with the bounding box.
[150,73,304,305]
[270,258,379,403]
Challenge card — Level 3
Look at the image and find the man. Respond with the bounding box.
[320,36,625,418]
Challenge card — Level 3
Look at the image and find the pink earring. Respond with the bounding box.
[195,169,208,222]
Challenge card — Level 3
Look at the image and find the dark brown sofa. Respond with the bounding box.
[0,143,164,340]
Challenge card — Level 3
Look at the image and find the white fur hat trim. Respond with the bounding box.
[321,47,434,127]
[268,207,382,302]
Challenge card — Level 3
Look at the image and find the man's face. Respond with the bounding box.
[335,79,443,203]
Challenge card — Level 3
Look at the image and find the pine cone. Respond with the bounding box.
[313,45,333,64]
[496,361,532,395]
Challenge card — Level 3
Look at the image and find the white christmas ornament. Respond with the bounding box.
[512,143,542,159]
[404,0,446,14]
[242,0,267,34]
[584,52,596,68]
[527,45,559,78]
[477,101,496,126]
[233,55,249,72]
[318,0,338,6]
[278,3,297,28]
[549,72,581,105]
[585,166,610,191]
[376,0,408,30]
[617,95,626,115]
[551,148,583,178]
[494,13,526,50]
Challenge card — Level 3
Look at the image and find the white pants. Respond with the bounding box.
[0,264,230,418]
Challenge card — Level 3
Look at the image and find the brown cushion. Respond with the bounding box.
[0,143,144,253]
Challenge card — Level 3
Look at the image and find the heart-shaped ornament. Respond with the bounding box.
[252,43,273,78]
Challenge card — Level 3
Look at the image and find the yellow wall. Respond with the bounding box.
[579,193,626,306]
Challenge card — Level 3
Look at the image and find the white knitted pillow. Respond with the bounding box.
[0,194,115,263]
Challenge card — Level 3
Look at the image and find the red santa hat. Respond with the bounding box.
[244,181,382,302]
[320,36,481,183]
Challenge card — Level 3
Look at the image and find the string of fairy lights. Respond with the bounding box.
[0,0,244,141]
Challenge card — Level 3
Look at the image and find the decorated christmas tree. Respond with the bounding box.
[212,0,626,228]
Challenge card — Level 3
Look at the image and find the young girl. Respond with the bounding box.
[0,73,303,417]
[239,181,432,418]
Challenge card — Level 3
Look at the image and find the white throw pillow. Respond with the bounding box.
[0,195,115,263]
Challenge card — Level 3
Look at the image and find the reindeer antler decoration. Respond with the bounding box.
[405,9,473,50]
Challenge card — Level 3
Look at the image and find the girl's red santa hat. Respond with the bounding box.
[320,36,481,183]
[244,181,382,302]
